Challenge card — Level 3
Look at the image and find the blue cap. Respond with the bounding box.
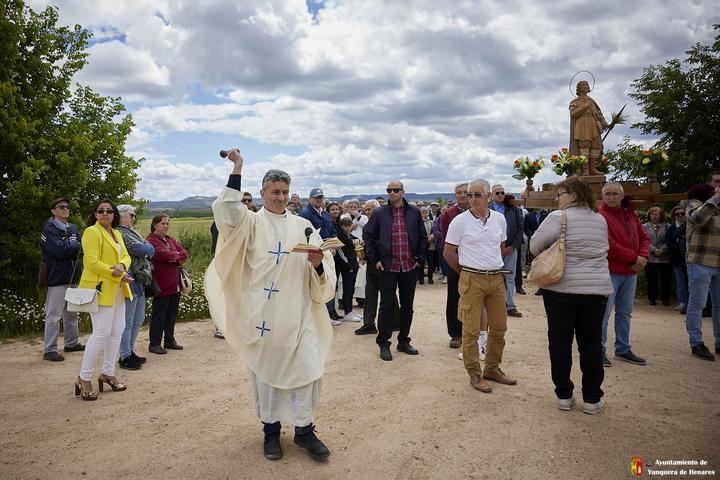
[309,187,324,198]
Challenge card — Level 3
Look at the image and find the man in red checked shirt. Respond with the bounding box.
[363,181,428,361]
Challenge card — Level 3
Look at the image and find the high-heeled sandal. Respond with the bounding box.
[98,374,127,392]
[74,376,98,401]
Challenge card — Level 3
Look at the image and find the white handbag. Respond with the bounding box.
[65,288,99,313]
[180,267,192,294]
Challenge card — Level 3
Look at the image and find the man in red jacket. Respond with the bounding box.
[599,182,650,367]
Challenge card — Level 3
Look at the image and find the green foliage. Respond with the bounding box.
[0,1,143,289]
[0,218,214,338]
[625,24,720,192]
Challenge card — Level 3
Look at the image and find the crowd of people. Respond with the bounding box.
[39,156,719,460]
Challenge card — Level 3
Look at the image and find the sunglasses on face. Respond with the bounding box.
[96,209,114,214]
[675,212,685,217]
[466,192,485,198]
[386,188,402,193]
[55,205,70,210]
[129,213,136,218]
[242,199,252,203]
[494,191,505,195]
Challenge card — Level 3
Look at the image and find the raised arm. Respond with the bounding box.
[212,149,250,238]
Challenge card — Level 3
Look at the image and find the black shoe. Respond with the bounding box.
[397,343,419,355]
[516,288,526,295]
[43,351,64,362]
[131,351,147,364]
[149,345,167,355]
[662,300,670,306]
[535,289,543,296]
[680,307,687,315]
[507,309,523,318]
[418,280,424,285]
[614,351,646,365]
[330,311,344,320]
[702,309,712,318]
[648,300,657,306]
[355,324,378,335]
[164,340,184,350]
[602,353,612,367]
[380,345,393,361]
[118,356,143,370]
[263,432,283,460]
[428,279,434,284]
[716,346,720,354]
[691,344,716,361]
[294,425,330,459]
[63,343,85,352]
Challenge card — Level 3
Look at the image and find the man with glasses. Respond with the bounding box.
[363,181,427,361]
[439,183,475,349]
[40,197,84,361]
[444,179,517,393]
[599,182,649,367]
[489,184,524,318]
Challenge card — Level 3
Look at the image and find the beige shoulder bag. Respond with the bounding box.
[528,210,567,288]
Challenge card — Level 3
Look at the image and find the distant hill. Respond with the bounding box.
[145,192,521,213]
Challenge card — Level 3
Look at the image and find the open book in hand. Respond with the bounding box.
[291,237,345,253]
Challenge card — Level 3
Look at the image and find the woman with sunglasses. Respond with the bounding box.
[75,199,133,400]
[147,215,188,354]
[116,204,155,370]
[530,177,612,414]
[666,205,689,314]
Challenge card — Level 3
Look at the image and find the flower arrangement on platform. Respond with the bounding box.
[639,148,669,173]
[595,155,611,174]
[512,156,544,180]
[550,148,586,176]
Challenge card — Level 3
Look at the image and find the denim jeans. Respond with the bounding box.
[119,294,146,359]
[685,263,720,349]
[502,249,518,310]
[601,273,637,354]
[673,265,689,305]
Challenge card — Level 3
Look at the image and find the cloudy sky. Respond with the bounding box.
[30,0,718,200]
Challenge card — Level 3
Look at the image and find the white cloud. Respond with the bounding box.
[30,0,720,199]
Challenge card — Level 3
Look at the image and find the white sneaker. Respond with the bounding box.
[457,352,463,360]
[674,303,686,311]
[330,319,342,326]
[457,344,485,361]
[441,276,447,284]
[343,311,362,322]
[558,397,575,411]
[582,399,605,415]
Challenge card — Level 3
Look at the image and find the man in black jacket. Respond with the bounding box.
[489,185,524,317]
[40,197,84,361]
[363,181,427,361]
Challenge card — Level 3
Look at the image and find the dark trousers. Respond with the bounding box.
[376,268,417,347]
[340,270,357,315]
[542,290,607,403]
[423,250,437,282]
[645,263,672,303]
[446,268,462,338]
[150,293,181,346]
[364,268,400,327]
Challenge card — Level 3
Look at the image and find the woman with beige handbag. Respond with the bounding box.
[75,199,133,401]
[529,177,613,415]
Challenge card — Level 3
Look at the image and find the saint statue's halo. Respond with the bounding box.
[569,70,596,95]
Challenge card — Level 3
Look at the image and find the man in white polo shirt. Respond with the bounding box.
[444,178,518,393]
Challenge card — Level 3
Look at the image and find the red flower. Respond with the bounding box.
[551,154,559,161]
[642,149,651,156]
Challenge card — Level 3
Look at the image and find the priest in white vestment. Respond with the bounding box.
[204,149,336,461]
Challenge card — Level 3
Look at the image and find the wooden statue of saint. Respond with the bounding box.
[569,80,609,176]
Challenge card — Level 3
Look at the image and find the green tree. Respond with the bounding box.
[0,1,142,289]
[621,24,720,191]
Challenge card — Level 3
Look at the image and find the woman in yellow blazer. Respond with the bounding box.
[75,199,134,401]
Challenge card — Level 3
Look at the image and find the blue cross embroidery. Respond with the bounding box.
[263,281,280,299]
[268,242,290,265]
[255,321,271,337]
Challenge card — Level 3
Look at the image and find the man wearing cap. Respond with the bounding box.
[300,188,339,320]
[363,181,427,361]
[40,197,84,361]
[300,188,337,240]
[444,179,517,393]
